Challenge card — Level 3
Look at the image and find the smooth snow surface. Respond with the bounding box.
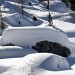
[0,46,37,59]
[0,27,70,49]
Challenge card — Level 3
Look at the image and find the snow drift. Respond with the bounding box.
[4,14,33,27]
[40,54,70,71]
[0,27,70,49]
[6,53,70,75]
[1,53,69,75]
[50,1,69,13]
[0,46,37,59]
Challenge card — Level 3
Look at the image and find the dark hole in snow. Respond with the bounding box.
[32,16,37,21]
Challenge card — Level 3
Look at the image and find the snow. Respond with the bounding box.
[0,27,70,49]
[0,53,70,75]
[50,1,69,13]
[0,0,75,75]
[40,54,70,71]
[3,13,33,27]
[0,46,37,59]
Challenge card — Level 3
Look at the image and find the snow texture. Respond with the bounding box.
[1,53,70,75]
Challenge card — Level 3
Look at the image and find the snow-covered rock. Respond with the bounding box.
[0,0,75,75]
[0,53,74,75]
[8,53,70,75]
[50,1,69,13]
[4,14,33,27]
[0,27,70,49]
[1,53,69,75]
[40,53,70,71]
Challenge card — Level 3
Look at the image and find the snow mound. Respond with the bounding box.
[51,1,69,13]
[0,46,37,59]
[4,14,33,27]
[0,27,70,49]
[41,54,70,71]
[13,53,70,75]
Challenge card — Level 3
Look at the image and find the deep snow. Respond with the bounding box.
[0,53,70,75]
[0,0,75,75]
[0,27,70,48]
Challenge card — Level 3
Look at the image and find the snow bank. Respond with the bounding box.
[4,16,20,27]
[41,54,70,71]
[1,53,69,75]
[12,53,70,75]
[0,46,37,59]
[53,20,75,32]
[0,27,70,48]
[14,14,33,26]
[4,14,33,27]
[51,1,69,13]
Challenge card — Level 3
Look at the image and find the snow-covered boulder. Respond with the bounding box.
[0,27,70,49]
[40,54,70,71]
[13,53,70,75]
[0,46,37,59]
[51,1,69,13]
[4,14,33,27]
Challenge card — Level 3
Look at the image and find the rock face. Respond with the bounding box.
[32,40,71,57]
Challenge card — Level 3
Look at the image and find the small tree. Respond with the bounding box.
[48,13,53,26]
[47,0,50,9]
[29,1,32,6]
[19,0,24,15]
[0,6,4,29]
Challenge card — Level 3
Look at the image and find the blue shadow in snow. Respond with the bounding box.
[66,32,75,38]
